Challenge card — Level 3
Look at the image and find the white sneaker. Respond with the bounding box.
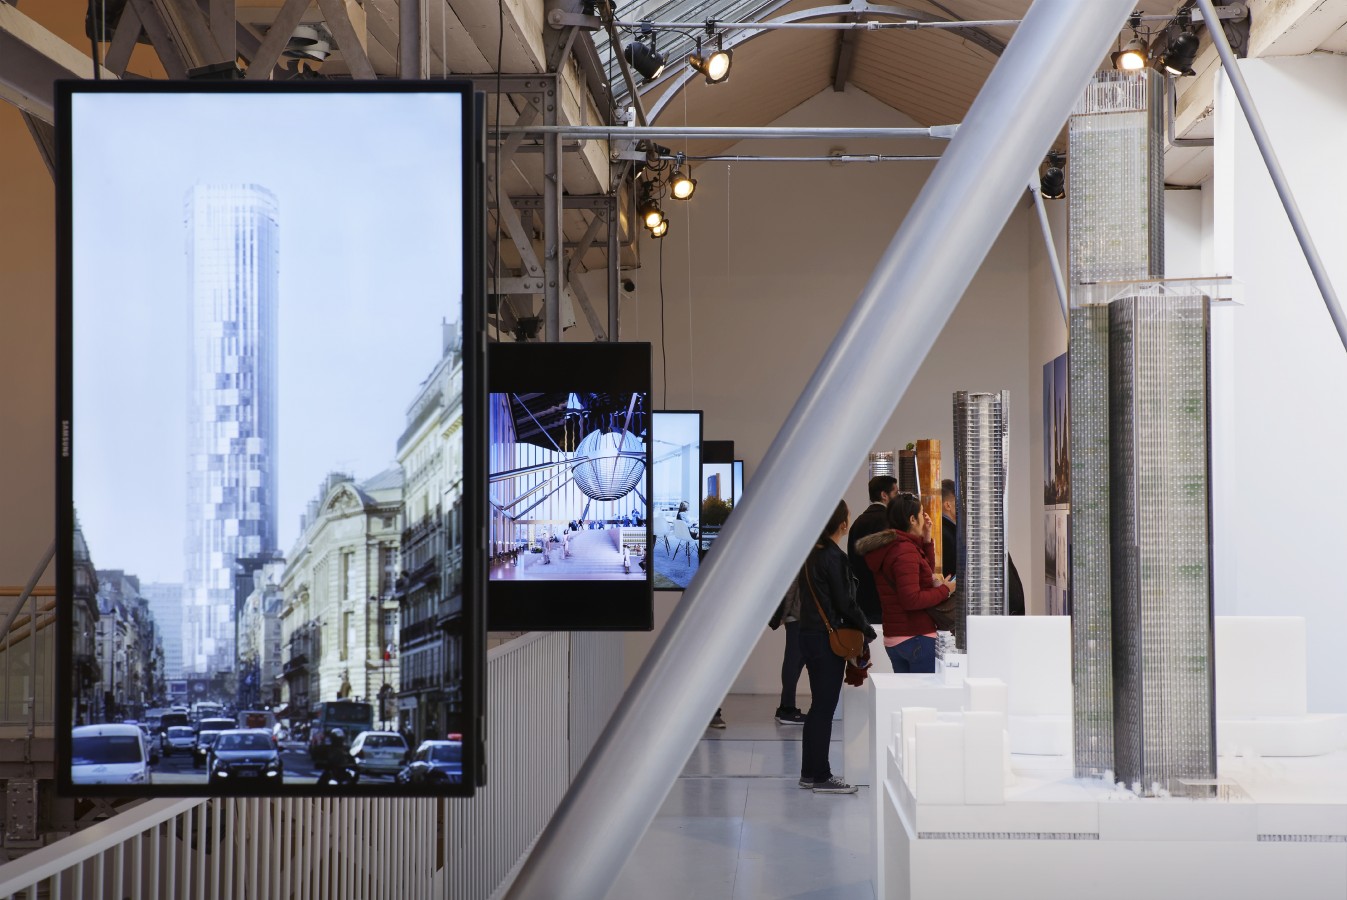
[811,776,858,794]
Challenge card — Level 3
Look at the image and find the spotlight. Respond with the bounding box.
[1112,36,1148,71]
[638,195,664,230]
[1040,152,1065,200]
[670,165,696,201]
[624,26,665,82]
[650,219,668,239]
[1157,30,1199,76]
[688,33,732,85]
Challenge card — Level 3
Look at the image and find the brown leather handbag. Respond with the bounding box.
[804,565,867,660]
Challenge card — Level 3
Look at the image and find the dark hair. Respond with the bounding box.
[868,475,898,502]
[818,500,849,545]
[941,479,956,504]
[886,492,922,532]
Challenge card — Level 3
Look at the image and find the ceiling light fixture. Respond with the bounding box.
[669,154,696,200]
[1157,29,1199,76]
[1111,16,1147,71]
[637,182,665,230]
[1040,151,1066,200]
[624,23,666,83]
[688,26,732,84]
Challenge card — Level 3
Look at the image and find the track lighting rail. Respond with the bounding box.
[495,124,959,140]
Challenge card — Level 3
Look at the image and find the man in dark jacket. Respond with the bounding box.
[848,475,898,624]
[941,478,958,577]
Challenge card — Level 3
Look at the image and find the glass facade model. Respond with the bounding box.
[1067,70,1165,780]
[1068,305,1114,777]
[953,391,1008,648]
[183,184,279,678]
[1108,294,1215,795]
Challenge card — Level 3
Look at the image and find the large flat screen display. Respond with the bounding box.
[487,342,653,630]
[57,82,484,796]
[652,412,703,591]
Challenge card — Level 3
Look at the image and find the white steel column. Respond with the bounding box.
[1195,0,1347,353]
[504,2,1136,898]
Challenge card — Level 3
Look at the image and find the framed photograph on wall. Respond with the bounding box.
[486,342,654,631]
[56,81,486,796]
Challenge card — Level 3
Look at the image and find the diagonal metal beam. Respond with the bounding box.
[563,210,608,340]
[243,0,307,80]
[503,1,1135,897]
[0,3,114,121]
[20,111,55,180]
[832,13,861,92]
[125,0,189,77]
[103,1,143,76]
[315,0,375,80]
[209,0,236,62]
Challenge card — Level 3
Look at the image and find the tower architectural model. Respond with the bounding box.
[183,184,280,677]
[952,391,1008,639]
[1067,70,1215,793]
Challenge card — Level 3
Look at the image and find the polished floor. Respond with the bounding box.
[607,694,876,900]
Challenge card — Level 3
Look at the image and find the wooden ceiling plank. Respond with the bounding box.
[1248,0,1347,57]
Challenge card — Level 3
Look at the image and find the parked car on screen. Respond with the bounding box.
[394,739,463,785]
[207,729,283,786]
[193,717,238,769]
[162,725,196,756]
[71,724,151,786]
[349,731,410,776]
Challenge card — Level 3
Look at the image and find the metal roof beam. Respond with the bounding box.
[0,4,115,122]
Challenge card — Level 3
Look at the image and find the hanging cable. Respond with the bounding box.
[659,236,668,408]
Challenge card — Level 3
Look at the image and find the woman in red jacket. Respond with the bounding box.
[855,492,955,673]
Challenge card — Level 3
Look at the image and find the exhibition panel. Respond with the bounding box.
[651,411,703,591]
[486,341,654,630]
[56,81,487,796]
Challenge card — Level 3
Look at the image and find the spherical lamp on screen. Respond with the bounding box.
[570,430,646,501]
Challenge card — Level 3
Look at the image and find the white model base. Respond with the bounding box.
[882,752,1347,900]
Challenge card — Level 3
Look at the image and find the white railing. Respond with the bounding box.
[0,631,623,900]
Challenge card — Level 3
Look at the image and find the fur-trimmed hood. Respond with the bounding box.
[854,529,899,557]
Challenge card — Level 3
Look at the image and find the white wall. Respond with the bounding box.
[1211,56,1347,712]
[622,86,1036,694]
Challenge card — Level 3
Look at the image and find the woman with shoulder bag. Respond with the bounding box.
[797,500,877,794]
[855,491,956,673]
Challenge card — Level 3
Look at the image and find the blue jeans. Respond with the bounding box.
[885,635,936,673]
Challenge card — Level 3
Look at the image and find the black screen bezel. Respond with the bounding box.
[55,79,487,797]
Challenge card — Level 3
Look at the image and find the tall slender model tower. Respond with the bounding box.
[953,391,1009,645]
[1108,294,1214,793]
[1068,71,1215,792]
[184,184,279,678]
[1068,71,1164,779]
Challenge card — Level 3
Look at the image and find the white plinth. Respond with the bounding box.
[881,750,1347,900]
